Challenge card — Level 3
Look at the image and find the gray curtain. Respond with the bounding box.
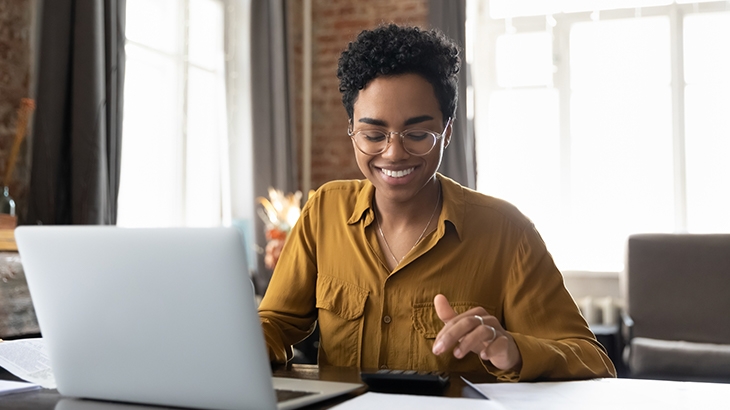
[27,0,125,225]
[250,0,297,294]
[429,0,476,190]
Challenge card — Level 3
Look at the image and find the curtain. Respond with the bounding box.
[250,0,297,294]
[224,0,258,281]
[27,0,125,225]
[429,0,476,190]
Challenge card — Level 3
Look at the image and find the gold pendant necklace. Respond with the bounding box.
[376,185,441,265]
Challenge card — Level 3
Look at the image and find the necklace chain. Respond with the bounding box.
[376,185,441,266]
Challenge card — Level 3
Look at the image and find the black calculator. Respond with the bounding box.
[360,369,450,394]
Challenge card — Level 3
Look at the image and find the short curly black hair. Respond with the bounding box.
[337,24,461,125]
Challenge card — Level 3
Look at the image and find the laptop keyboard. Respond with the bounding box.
[275,388,318,402]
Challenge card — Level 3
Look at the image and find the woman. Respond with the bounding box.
[258,24,615,381]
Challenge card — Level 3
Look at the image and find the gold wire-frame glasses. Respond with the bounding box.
[348,117,452,156]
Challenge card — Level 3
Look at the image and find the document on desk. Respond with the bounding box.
[474,378,730,410]
[329,391,507,409]
[0,338,57,389]
[0,379,40,396]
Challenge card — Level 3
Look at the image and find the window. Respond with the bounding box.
[683,10,730,232]
[119,0,229,227]
[468,1,730,272]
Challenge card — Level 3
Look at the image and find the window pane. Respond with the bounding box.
[567,90,674,271]
[496,32,553,88]
[476,89,562,246]
[118,44,182,227]
[685,86,730,232]
[125,0,181,53]
[571,17,670,89]
[490,0,562,20]
[471,4,727,272]
[676,0,724,3]
[565,17,673,271]
[121,0,229,229]
[684,11,730,85]
[186,67,225,227]
[489,0,672,19]
[561,0,671,14]
[684,12,730,232]
[186,0,226,226]
[189,0,225,70]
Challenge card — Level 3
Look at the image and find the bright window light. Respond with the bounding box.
[119,0,228,228]
[470,1,730,273]
[684,11,730,232]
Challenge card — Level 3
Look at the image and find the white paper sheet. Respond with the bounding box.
[474,378,730,410]
[0,379,40,396]
[330,391,507,410]
[0,380,41,396]
[0,338,56,389]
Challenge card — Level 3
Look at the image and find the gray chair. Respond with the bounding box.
[622,234,730,382]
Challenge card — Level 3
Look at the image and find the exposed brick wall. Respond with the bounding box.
[0,0,34,223]
[288,0,429,190]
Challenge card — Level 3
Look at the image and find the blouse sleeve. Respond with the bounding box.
[488,224,617,381]
[258,202,319,364]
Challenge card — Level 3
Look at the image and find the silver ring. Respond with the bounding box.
[486,325,497,343]
[474,315,497,343]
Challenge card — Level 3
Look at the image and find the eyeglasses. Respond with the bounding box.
[348,118,452,156]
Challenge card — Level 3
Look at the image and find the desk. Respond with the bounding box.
[0,364,477,410]
[0,364,484,410]
[1,364,729,410]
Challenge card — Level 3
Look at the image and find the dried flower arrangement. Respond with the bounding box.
[257,188,304,270]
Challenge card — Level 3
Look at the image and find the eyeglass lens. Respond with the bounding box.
[353,130,437,156]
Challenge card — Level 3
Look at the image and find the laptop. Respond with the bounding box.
[15,226,361,410]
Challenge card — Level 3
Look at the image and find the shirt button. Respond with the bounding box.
[383,315,392,324]
[380,364,388,369]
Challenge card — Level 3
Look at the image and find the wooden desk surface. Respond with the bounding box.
[0,364,489,410]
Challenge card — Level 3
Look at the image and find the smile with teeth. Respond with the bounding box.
[381,167,415,178]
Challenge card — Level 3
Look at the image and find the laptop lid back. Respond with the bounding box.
[16,226,277,410]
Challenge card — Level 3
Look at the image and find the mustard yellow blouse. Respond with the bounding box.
[259,174,616,381]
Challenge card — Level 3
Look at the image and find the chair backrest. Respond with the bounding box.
[625,234,730,344]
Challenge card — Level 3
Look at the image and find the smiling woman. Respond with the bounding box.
[258,24,615,381]
[350,74,449,210]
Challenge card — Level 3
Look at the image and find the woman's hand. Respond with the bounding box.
[432,294,522,372]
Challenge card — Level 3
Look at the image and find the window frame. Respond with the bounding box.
[119,0,230,228]
[468,1,730,274]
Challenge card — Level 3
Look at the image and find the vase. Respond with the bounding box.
[0,186,15,217]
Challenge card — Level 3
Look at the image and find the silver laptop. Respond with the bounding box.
[15,226,361,410]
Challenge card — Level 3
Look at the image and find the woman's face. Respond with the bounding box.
[351,73,451,205]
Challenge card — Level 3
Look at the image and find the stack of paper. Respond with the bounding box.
[0,379,40,396]
[0,338,56,389]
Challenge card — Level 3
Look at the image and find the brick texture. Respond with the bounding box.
[0,0,34,223]
[288,0,429,190]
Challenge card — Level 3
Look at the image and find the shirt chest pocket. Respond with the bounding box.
[411,301,495,372]
[315,274,368,367]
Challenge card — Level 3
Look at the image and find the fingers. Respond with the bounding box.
[433,294,456,323]
[478,332,507,361]
[431,298,523,371]
[448,316,501,359]
[432,308,490,355]
[479,333,522,371]
[438,316,521,371]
